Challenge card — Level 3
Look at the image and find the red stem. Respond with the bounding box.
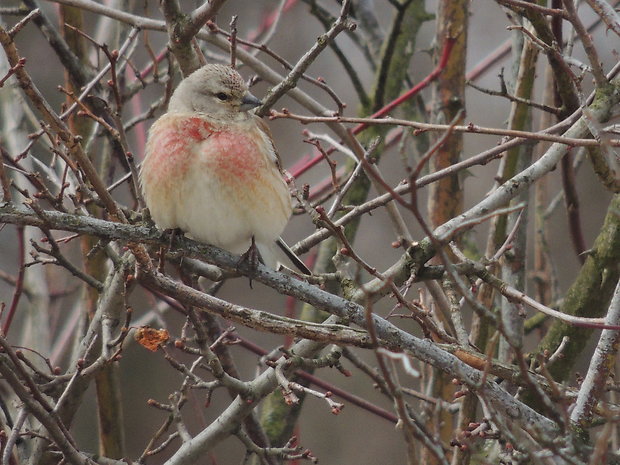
[247,0,298,42]
[3,226,25,335]
[289,37,456,179]
[139,48,168,81]
[359,37,456,129]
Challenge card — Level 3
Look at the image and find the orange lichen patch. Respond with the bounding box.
[135,326,170,352]
[454,348,486,370]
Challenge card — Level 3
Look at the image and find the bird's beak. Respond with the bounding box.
[240,92,262,112]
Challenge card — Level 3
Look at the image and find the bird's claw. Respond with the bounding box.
[237,236,262,288]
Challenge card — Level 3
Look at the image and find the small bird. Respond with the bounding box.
[140,64,309,274]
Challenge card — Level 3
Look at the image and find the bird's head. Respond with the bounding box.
[167,64,262,120]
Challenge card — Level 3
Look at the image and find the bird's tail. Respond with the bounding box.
[273,237,312,275]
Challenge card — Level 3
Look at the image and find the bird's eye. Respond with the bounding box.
[215,92,229,101]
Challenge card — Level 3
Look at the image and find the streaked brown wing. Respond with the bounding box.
[254,115,284,173]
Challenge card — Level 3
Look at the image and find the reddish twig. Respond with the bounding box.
[271,111,615,147]
[2,226,25,335]
[140,42,167,81]
[247,0,297,42]
[363,37,456,129]
[288,37,455,179]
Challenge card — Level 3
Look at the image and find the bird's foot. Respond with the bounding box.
[165,228,185,250]
[237,236,261,288]
[157,228,185,272]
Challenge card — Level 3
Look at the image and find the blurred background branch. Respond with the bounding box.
[0,1,619,464]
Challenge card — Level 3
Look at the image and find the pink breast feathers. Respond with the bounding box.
[146,116,268,188]
[166,116,214,149]
[146,116,215,179]
[206,130,266,180]
[182,117,214,142]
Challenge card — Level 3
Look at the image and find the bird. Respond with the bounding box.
[140,64,310,274]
